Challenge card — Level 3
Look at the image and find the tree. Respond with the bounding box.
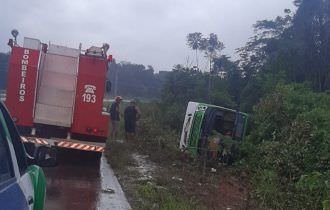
[186,32,225,72]
[201,33,225,59]
[200,33,225,73]
[290,0,330,91]
[237,9,293,80]
[186,32,203,69]
[213,55,243,105]
[238,0,330,92]
[200,33,226,102]
[160,65,235,129]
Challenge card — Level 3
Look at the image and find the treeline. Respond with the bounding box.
[233,1,330,206]
[107,61,164,100]
[157,0,330,209]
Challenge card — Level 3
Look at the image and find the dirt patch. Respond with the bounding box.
[217,177,249,209]
[106,138,254,210]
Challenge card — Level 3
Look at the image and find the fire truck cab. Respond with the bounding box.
[5,36,111,153]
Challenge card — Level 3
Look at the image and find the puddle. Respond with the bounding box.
[44,151,131,210]
[130,153,156,181]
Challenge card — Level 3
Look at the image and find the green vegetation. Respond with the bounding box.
[136,183,205,210]
[106,1,330,208]
[135,102,181,162]
[104,137,135,172]
[106,103,211,210]
[156,0,330,208]
[106,102,249,210]
[242,85,330,209]
[161,65,236,130]
[234,1,330,208]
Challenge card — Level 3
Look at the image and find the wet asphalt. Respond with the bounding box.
[43,150,101,210]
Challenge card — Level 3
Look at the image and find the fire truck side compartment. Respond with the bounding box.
[5,47,40,127]
[71,54,109,139]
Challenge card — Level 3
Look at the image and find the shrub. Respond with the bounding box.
[243,84,330,209]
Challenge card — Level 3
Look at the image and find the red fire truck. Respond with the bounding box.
[5,35,112,153]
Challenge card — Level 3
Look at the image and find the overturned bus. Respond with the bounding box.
[180,102,248,160]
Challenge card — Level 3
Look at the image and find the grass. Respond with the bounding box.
[135,183,206,210]
[104,115,208,210]
[105,101,252,210]
[105,139,134,172]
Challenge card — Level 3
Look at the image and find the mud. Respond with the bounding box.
[129,153,156,181]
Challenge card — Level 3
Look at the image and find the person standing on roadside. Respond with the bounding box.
[124,100,141,140]
[110,96,123,140]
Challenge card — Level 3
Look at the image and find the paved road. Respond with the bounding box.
[43,150,131,210]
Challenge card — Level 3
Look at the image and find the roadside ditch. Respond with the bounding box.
[105,138,252,210]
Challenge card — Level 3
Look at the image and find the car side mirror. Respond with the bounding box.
[34,146,57,167]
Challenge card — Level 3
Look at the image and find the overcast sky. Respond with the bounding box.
[0,0,295,72]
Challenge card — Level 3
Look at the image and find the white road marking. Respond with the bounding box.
[97,155,132,210]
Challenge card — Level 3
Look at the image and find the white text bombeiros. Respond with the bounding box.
[19,49,30,102]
